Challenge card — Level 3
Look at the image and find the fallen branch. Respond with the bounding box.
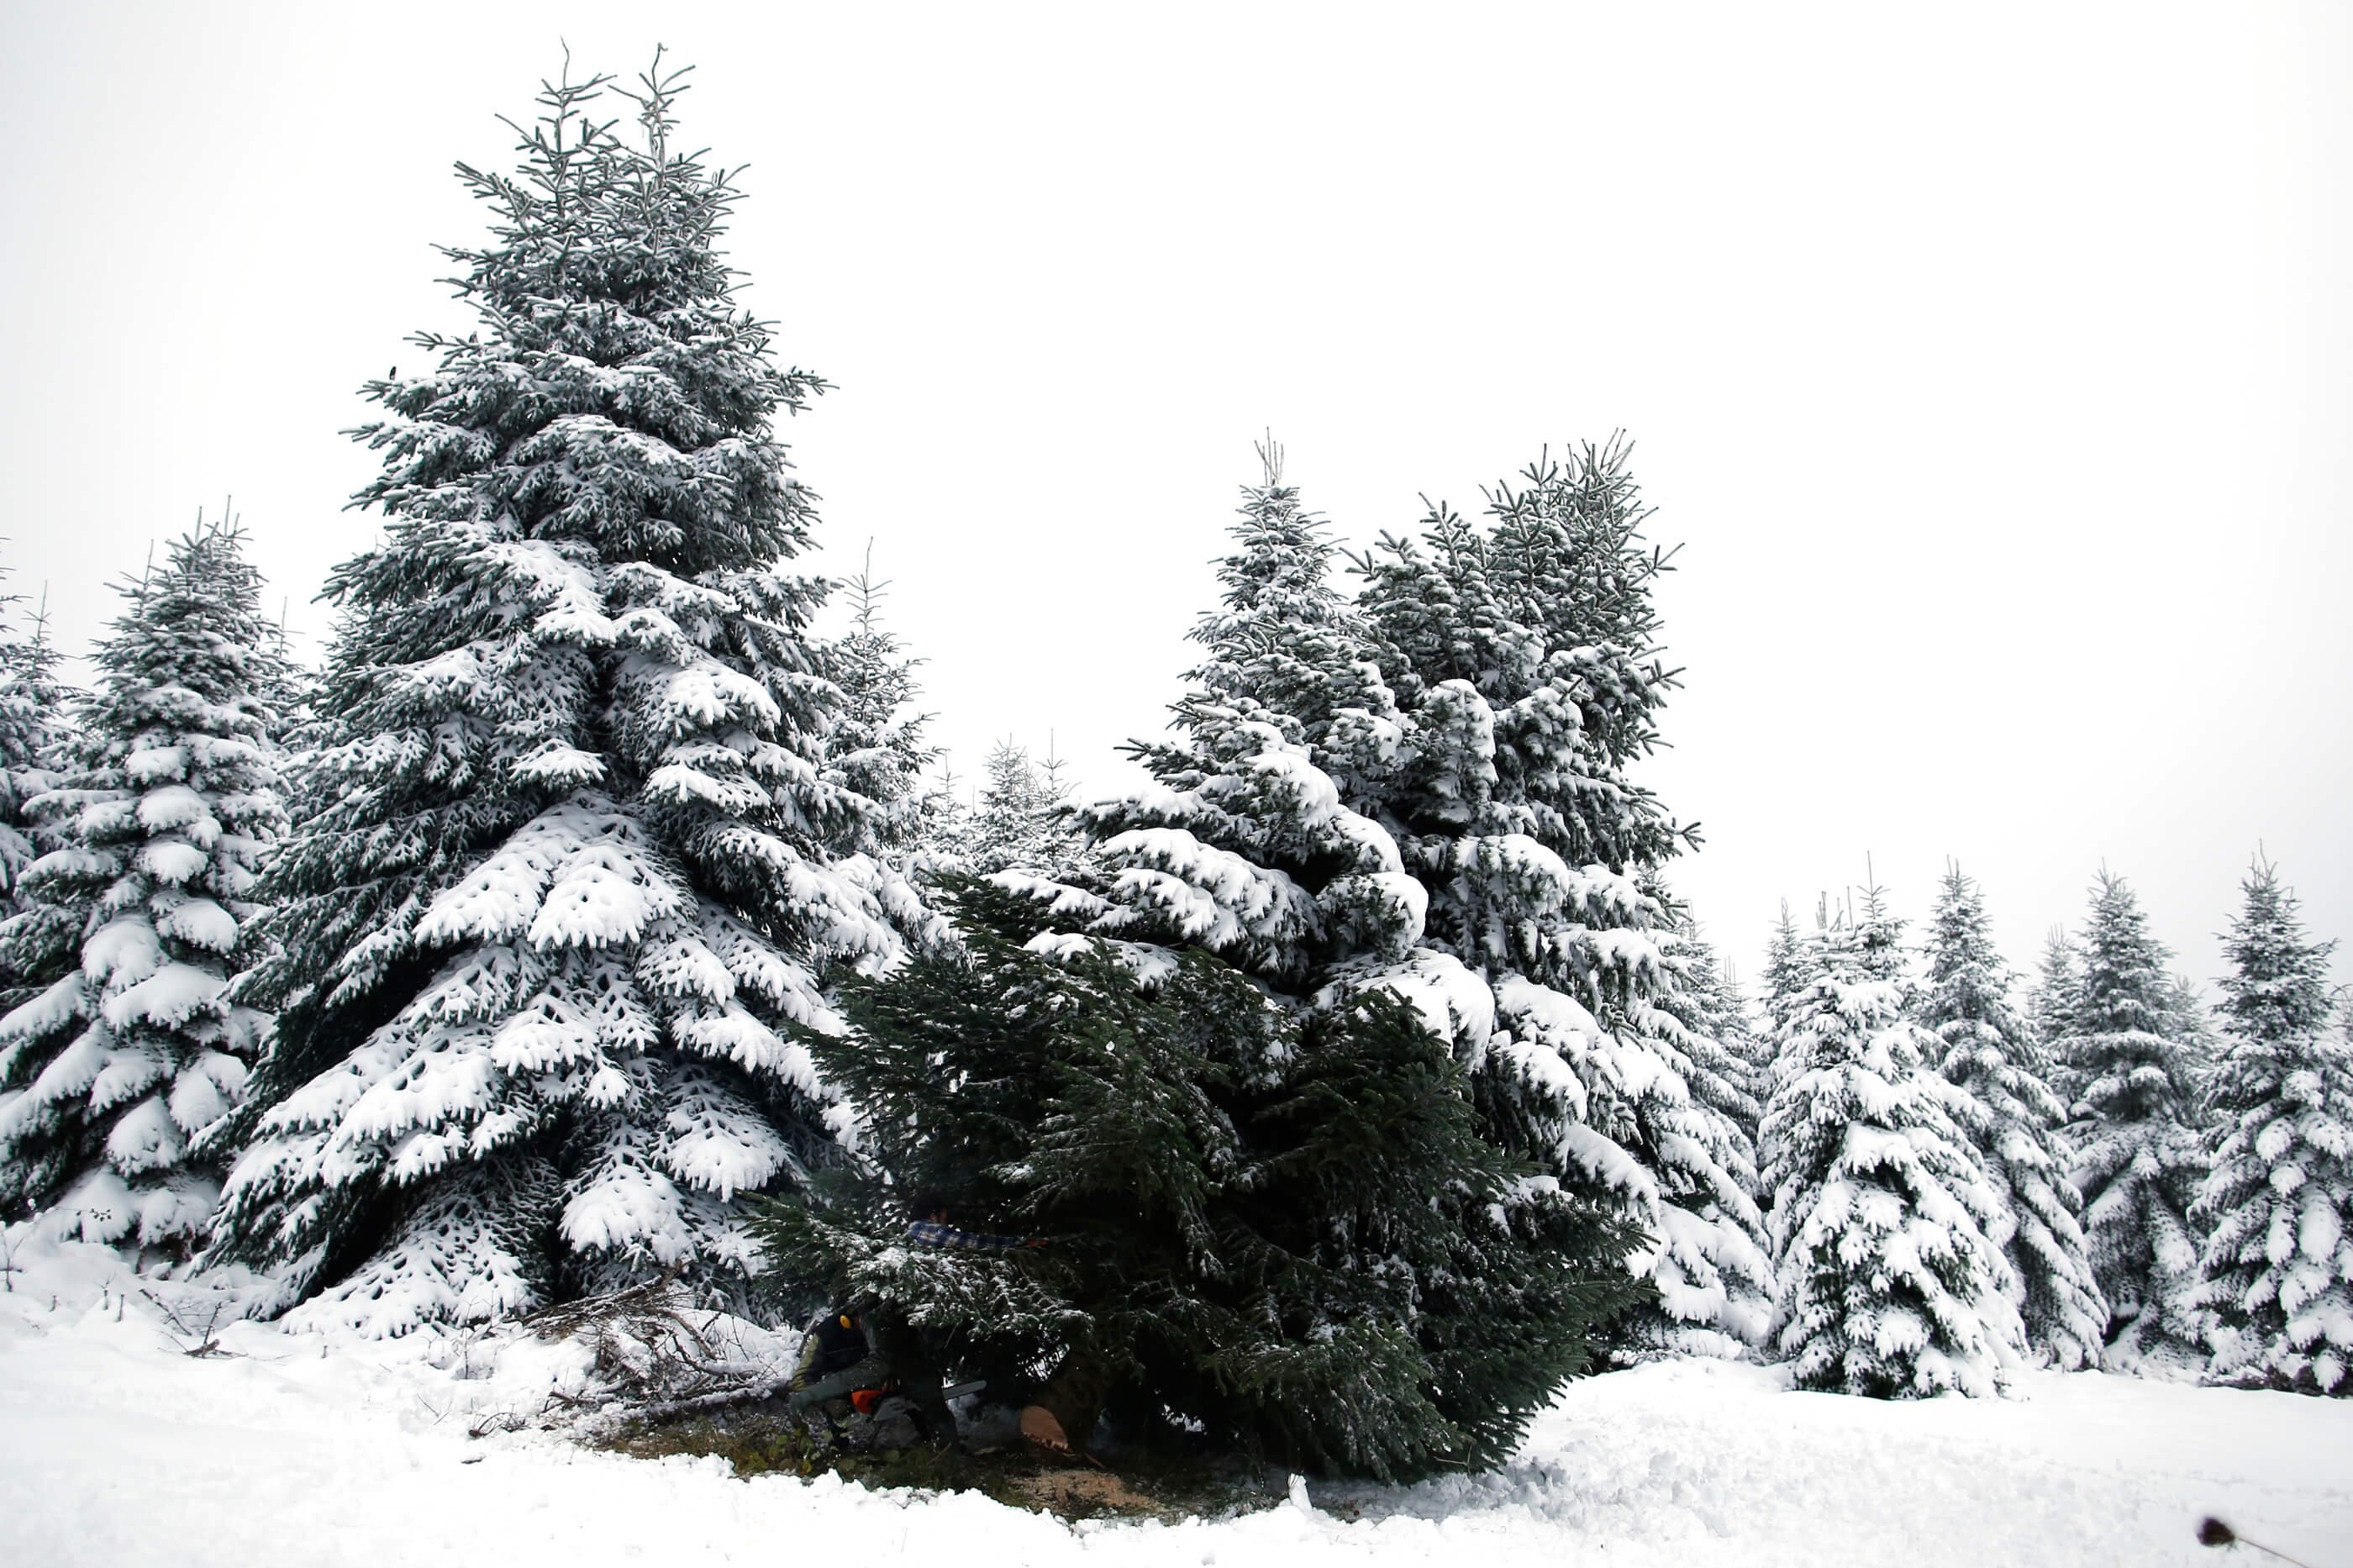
[139,1290,235,1358]
[619,1376,796,1423]
[520,1273,794,1427]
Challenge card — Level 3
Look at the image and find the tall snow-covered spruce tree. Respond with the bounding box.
[1759,889,2022,1397]
[212,62,918,1333]
[2193,858,2351,1393]
[2058,871,2208,1369]
[1916,866,2107,1368]
[0,522,285,1248]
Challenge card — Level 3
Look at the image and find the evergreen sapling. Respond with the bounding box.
[1656,910,1766,1155]
[823,545,941,864]
[1756,900,1812,1123]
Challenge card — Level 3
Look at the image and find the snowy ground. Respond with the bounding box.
[3,1234,2346,1568]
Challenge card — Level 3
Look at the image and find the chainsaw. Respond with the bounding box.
[848,1378,986,1415]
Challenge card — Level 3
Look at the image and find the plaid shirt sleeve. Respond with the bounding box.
[907,1221,1029,1252]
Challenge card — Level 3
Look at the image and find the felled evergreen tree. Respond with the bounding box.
[1917,866,2106,1368]
[1761,889,2022,1397]
[759,880,1644,1480]
[0,574,77,1016]
[0,522,285,1248]
[2059,870,2208,1369]
[2192,858,2351,1393]
[211,61,915,1333]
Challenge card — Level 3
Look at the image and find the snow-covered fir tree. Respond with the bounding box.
[0,521,286,1250]
[823,545,938,860]
[1760,902,1808,1029]
[2029,944,2078,1048]
[1042,439,1770,1357]
[1756,899,1813,1122]
[211,62,919,1334]
[1044,438,1405,989]
[910,761,970,860]
[2058,870,2209,1370]
[1157,434,1381,759]
[1917,866,2107,1368]
[1656,908,1765,1155]
[1759,888,2022,1397]
[2025,928,2080,1078]
[2192,857,2351,1393]
[1719,956,1774,1139]
[1050,439,1452,1003]
[2165,971,2223,1115]
[0,573,77,1015]
[962,737,1081,876]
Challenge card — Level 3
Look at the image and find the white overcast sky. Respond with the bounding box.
[2,2,2345,997]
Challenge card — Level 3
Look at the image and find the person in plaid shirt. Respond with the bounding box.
[906,1193,1048,1254]
[898,1197,1101,1456]
[906,1194,1103,1457]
